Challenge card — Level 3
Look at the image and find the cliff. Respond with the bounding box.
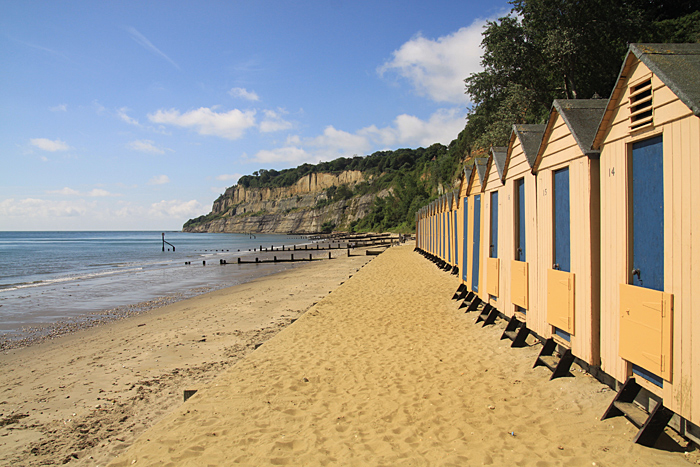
[183,171,387,233]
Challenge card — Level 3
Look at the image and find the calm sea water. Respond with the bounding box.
[0,231,309,337]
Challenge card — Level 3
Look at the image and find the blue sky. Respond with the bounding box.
[1,0,509,230]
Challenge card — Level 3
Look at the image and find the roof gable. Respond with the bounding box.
[594,43,700,148]
[489,146,508,181]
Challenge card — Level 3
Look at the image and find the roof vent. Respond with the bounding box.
[629,78,653,130]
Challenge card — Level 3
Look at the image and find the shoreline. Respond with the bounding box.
[0,240,346,352]
[0,249,374,466]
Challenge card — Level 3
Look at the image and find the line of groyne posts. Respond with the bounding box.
[184,233,412,266]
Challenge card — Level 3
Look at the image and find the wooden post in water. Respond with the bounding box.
[162,232,175,252]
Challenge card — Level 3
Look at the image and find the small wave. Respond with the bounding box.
[0,267,144,293]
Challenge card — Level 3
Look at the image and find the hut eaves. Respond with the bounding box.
[503,124,546,179]
[533,99,607,171]
[593,43,700,148]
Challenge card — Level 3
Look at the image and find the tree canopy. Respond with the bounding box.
[463,0,699,152]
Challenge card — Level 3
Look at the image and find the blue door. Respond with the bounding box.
[447,212,451,263]
[631,136,664,291]
[454,210,459,266]
[515,178,526,261]
[553,168,571,272]
[472,195,481,292]
[490,191,498,258]
[462,198,469,282]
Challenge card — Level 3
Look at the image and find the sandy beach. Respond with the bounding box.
[2,243,697,466]
[0,248,373,466]
[97,243,694,466]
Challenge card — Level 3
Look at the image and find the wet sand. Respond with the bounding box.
[105,244,695,466]
[0,248,373,466]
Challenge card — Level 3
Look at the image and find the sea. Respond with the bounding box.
[0,231,310,343]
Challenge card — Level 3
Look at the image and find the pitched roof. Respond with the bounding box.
[593,43,700,148]
[474,157,488,189]
[533,99,606,170]
[513,124,546,167]
[632,43,700,116]
[489,147,508,180]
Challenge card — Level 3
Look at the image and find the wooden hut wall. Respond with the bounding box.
[596,49,700,424]
[441,197,447,261]
[534,107,601,366]
[451,192,459,268]
[502,133,543,333]
[468,162,486,296]
[457,166,477,288]
[481,156,506,311]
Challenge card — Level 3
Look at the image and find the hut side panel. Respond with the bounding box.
[536,114,600,365]
[482,163,506,310]
[598,57,700,424]
[503,140,542,332]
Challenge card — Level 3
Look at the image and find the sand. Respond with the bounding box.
[100,244,696,466]
[0,250,373,466]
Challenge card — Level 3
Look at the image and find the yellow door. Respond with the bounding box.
[619,284,673,382]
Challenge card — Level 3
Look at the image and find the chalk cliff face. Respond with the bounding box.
[183,171,386,233]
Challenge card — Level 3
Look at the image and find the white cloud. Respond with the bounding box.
[50,104,67,112]
[229,87,260,101]
[306,126,371,156]
[149,199,204,218]
[148,174,170,185]
[215,173,243,182]
[126,26,180,70]
[118,107,140,126]
[128,139,166,155]
[88,189,113,197]
[359,108,466,148]
[30,138,71,152]
[148,107,256,140]
[0,198,93,219]
[46,187,120,197]
[251,146,313,165]
[249,107,466,165]
[259,109,293,133]
[378,20,486,104]
[47,187,81,196]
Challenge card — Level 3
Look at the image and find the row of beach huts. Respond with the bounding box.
[415,43,700,447]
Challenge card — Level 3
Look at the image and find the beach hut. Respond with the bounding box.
[459,158,488,297]
[453,164,472,289]
[593,43,700,439]
[501,125,546,336]
[455,163,475,288]
[532,98,606,370]
[480,147,507,313]
[450,189,460,274]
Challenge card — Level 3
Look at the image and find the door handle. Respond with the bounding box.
[632,268,642,286]
[553,263,560,270]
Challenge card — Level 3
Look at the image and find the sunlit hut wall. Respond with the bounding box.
[502,125,545,334]
[480,147,507,312]
[468,158,488,297]
[440,193,449,262]
[450,189,460,272]
[456,163,474,287]
[593,43,700,429]
[445,191,457,267]
[437,195,445,261]
[532,99,606,366]
[421,206,428,252]
[446,192,454,266]
[428,200,435,256]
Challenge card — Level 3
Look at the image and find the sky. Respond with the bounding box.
[0,0,510,231]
